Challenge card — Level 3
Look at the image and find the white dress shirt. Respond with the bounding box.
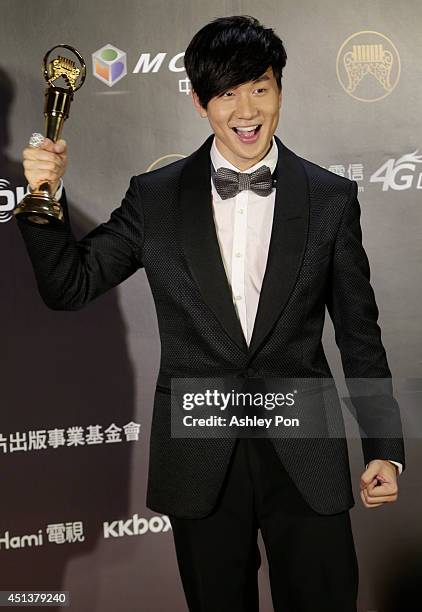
[28,140,401,475]
[210,135,278,347]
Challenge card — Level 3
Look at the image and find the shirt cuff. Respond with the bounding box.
[365,460,403,475]
[388,460,403,475]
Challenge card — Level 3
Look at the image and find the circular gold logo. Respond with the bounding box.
[147,154,186,172]
[336,31,400,102]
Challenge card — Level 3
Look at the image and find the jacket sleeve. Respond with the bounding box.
[325,180,406,471]
[15,175,144,311]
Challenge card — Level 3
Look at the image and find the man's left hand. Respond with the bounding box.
[360,460,398,508]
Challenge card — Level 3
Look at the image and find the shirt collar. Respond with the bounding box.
[210,134,278,176]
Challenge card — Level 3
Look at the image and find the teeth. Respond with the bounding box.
[235,125,259,132]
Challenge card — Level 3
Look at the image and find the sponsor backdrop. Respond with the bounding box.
[1,0,421,610]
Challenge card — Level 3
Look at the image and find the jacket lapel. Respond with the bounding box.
[179,134,249,353]
[179,134,310,358]
[247,137,310,357]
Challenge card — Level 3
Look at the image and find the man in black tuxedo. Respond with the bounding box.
[18,15,404,612]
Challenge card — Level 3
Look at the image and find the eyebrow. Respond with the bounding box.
[218,73,271,96]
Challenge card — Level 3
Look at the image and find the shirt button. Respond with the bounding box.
[238,209,244,214]
[235,295,242,301]
[235,252,242,258]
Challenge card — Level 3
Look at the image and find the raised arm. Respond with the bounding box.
[16,138,144,310]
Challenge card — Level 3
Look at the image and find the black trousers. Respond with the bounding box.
[169,437,358,612]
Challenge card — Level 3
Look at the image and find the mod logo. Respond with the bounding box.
[92,44,127,87]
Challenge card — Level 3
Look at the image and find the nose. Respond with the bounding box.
[234,93,258,119]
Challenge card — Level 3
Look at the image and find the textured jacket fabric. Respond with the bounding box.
[16,134,405,518]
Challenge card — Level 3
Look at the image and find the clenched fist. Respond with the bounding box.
[22,137,67,196]
[360,459,399,508]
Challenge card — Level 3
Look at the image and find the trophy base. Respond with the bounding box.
[13,192,64,227]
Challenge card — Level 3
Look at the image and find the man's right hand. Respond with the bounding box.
[22,137,67,196]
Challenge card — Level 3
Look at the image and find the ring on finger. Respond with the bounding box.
[28,132,45,148]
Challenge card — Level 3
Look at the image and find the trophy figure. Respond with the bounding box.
[13,44,86,226]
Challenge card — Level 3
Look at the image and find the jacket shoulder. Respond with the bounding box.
[134,155,187,187]
[297,153,353,196]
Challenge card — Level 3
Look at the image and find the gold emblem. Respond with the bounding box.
[336,31,400,102]
[48,56,81,90]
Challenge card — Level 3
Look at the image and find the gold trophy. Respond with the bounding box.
[13,44,86,226]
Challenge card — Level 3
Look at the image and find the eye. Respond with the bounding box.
[255,88,267,94]
[221,91,234,97]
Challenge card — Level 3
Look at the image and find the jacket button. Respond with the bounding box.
[246,368,255,377]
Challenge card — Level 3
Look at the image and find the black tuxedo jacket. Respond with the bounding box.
[16,134,405,518]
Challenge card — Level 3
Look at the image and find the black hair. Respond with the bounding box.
[184,15,287,109]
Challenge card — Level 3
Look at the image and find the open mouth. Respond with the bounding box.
[232,124,262,135]
[231,124,262,143]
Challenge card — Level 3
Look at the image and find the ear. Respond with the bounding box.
[278,86,282,108]
[191,90,208,118]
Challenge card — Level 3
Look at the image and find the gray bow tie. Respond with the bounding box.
[211,163,276,200]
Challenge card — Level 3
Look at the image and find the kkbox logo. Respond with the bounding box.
[103,513,171,538]
[92,44,127,87]
[370,150,422,190]
[0,180,25,223]
[92,43,185,87]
